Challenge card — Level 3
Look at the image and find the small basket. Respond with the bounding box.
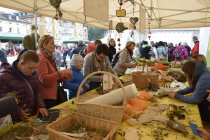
[76,71,126,122]
[47,112,119,140]
[132,65,159,90]
[132,71,148,90]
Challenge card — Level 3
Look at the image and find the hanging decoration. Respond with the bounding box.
[49,0,63,20]
[117,38,121,50]
[148,0,153,40]
[115,22,128,33]
[116,0,135,17]
[130,17,138,29]
[148,22,152,40]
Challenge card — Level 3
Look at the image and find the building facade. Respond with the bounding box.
[0,11,88,45]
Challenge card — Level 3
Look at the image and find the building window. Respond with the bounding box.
[17,28,20,33]
[0,27,2,32]
[9,28,12,32]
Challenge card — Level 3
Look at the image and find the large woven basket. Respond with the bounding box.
[47,112,119,140]
[76,71,126,123]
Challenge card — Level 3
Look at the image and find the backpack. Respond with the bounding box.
[111,51,121,67]
[173,46,188,60]
[175,50,181,58]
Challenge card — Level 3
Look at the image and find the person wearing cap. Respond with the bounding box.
[192,36,199,54]
[63,54,89,99]
[0,50,48,122]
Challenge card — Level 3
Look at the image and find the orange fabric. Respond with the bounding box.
[136,91,151,100]
[37,52,60,100]
[127,98,148,111]
[151,63,168,70]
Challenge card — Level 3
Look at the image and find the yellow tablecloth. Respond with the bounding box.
[0,74,203,140]
[52,88,202,140]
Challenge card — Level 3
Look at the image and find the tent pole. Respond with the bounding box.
[34,0,38,49]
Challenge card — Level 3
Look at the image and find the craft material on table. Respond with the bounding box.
[86,84,138,105]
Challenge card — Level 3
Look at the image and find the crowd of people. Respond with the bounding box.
[1,34,210,139]
[133,36,199,62]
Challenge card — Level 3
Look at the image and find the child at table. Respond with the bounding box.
[63,54,89,99]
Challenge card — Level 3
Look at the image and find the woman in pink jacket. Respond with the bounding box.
[37,35,72,109]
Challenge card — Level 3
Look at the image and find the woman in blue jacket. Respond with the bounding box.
[63,54,89,99]
[169,61,210,122]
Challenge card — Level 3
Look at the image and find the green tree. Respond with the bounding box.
[87,25,107,41]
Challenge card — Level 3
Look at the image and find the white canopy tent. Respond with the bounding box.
[0,0,210,30]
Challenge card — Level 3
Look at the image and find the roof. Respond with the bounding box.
[0,32,24,42]
[0,0,210,30]
[0,11,30,24]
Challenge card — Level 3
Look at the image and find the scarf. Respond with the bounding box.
[41,49,56,63]
[127,48,133,56]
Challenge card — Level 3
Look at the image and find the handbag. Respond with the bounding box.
[57,83,68,104]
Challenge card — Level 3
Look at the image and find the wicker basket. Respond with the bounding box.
[132,65,159,90]
[47,112,119,140]
[132,71,148,90]
[76,71,126,123]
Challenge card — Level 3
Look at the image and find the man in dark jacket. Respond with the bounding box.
[70,40,86,58]
[140,41,151,59]
[0,50,48,122]
[0,45,7,63]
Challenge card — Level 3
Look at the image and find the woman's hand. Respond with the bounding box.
[85,84,90,89]
[59,69,72,80]
[37,108,48,117]
[20,104,31,120]
[197,128,210,140]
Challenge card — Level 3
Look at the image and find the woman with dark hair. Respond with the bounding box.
[168,61,210,122]
[83,43,117,90]
[114,41,136,76]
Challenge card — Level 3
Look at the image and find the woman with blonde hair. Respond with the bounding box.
[37,35,72,109]
[114,41,136,76]
[107,38,116,62]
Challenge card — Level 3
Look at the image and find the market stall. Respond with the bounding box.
[0,70,203,140]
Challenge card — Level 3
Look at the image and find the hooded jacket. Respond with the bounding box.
[63,67,87,99]
[172,45,188,61]
[0,61,45,122]
[175,61,210,104]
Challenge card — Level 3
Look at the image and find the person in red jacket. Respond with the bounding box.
[192,36,199,54]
